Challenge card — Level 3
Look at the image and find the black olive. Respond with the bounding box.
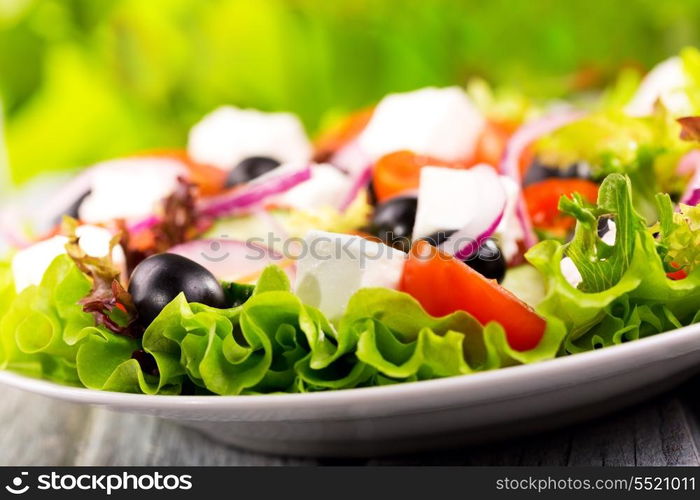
[128,253,228,326]
[422,229,457,247]
[370,196,417,251]
[466,238,507,283]
[226,156,281,187]
[52,189,91,226]
[523,158,590,187]
[421,231,506,283]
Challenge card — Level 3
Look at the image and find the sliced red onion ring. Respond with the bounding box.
[500,110,587,249]
[198,163,311,218]
[678,150,700,205]
[339,163,373,211]
[437,165,507,260]
[685,189,700,207]
[167,238,293,283]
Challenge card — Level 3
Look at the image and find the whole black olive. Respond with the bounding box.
[226,156,281,187]
[421,230,506,283]
[370,196,418,251]
[465,238,507,283]
[128,253,228,326]
[52,189,91,226]
[523,158,591,187]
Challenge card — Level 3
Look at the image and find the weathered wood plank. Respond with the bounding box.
[73,408,317,466]
[2,376,699,466]
[0,387,90,466]
[371,381,700,466]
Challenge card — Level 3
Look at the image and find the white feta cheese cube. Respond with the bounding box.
[357,86,486,162]
[78,158,186,223]
[187,106,312,170]
[11,225,125,292]
[412,165,506,240]
[294,230,407,319]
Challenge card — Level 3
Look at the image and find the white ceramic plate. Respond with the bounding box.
[1,322,699,457]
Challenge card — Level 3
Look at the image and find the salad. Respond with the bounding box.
[1,49,700,396]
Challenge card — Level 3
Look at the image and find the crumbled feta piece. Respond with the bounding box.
[11,225,125,292]
[187,106,312,170]
[294,230,407,319]
[78,158,186,223]
[357,87,486,162]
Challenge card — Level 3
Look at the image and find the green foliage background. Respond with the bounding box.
[1,0,700,185]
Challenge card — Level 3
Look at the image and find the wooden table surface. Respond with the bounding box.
[1,375,699,466]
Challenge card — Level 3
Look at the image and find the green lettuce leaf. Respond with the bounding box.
[0,255,92,384]
[1,252,566,395]
[527,174,700,352]
[654,195,700,274]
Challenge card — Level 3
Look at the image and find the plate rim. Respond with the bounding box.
[1,321,699,414]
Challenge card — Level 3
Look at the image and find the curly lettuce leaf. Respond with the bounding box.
[655,194,700,274]
[559,173,645,292]
[1,252,566,395]
[527,174,700,351]
[0,255,92,384]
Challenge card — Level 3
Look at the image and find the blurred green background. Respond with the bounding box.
[2,0,700,186]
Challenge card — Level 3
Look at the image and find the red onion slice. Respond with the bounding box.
[500,110,587,249]
[685,189,700,207]
[338,163,373,211]
[198,163,311,218]
[678,150,700,205]
[167,238,293,283]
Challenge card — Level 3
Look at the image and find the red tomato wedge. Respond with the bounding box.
[313,107,375,162]
[399,240,547,351]
[135,149,227,196]
[523,178,599,236]
[372,150,469,202]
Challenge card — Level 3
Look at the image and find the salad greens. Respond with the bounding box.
[0,256,566,394]
[526,174,700,353]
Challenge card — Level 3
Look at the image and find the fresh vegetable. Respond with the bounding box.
[168,238,290,283]
[422,231,507,283]
[654,195,700,275]
[226,156,282,188]
[198,163,312,218]
[399,240,547,351]
[371,150,462,202]
[526,174,700,353]
[369,196,418,249]
[128,253,228,326]
[523,178,599,235]
[313,108,374,162]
